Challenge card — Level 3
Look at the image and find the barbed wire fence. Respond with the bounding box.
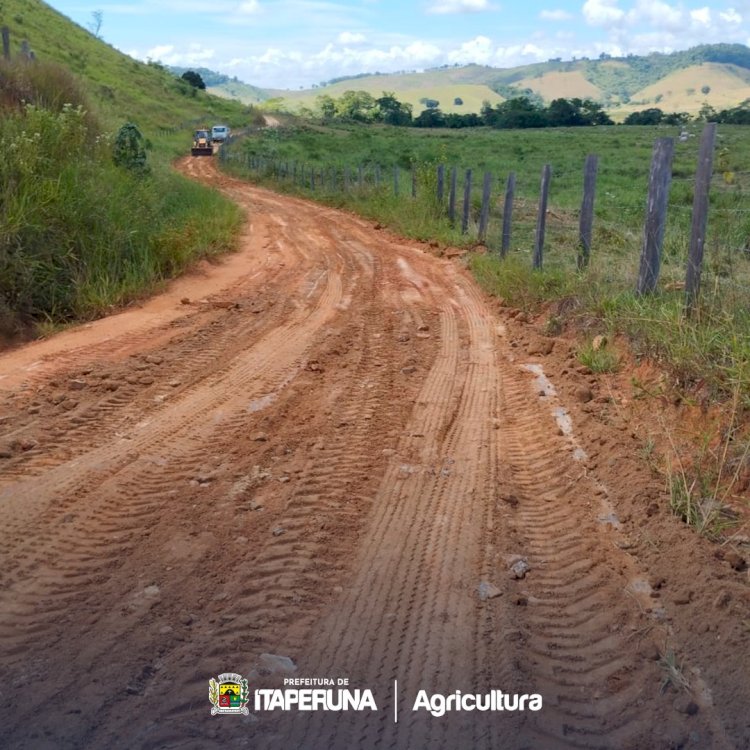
[218,122,748,319]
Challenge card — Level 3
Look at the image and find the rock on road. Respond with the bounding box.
[0,157,744,750]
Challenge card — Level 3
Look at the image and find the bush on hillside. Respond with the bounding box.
[1,57,99,128]
[181,70,206,90]
[113,122,149,174]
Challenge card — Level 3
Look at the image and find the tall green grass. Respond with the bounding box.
[0,59,241,336]
[470,253,750,403]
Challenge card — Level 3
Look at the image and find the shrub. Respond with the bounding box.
[113,122,149,174]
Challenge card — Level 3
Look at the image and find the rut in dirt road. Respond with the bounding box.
[0,157,739,750]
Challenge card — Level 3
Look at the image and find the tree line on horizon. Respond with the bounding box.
[310,90,750,129]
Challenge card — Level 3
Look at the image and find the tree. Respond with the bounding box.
[413,108,446,128]
[579,98,613,125]
[701,85,711,95]
[316,94,336,121]
[698,102,717,121]
[88,9,103,38]
[181,71,206,90]
[375,92,412,126]
[419,97,440,109]
[547,98,585,126]
[663,111,690,125]
[336,90,376,121]
[491,97,546,129]
[444,112,482,128]
[623,108,664,125]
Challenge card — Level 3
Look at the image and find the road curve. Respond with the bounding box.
[0,157,739,750]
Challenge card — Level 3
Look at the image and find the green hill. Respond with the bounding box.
[0,0,252,335]
[262,66,503,115]
[246,44,750,116]
[0,0,254,154]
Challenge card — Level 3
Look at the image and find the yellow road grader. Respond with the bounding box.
[191,129,213,157]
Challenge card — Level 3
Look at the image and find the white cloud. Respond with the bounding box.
[689,7,711,26]
[146,44,175,59]
[447,35,494,63]
[123,0,750,90]
[338,31,366,44]
[540,9,573,20]
[237,0,261,13]
[630,0,683,30]
[142,43,216,65]
[427,0,493,14]
[719,8,742,23]
[582,0,625,27]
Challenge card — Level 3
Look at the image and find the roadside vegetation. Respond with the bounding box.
[0,57,242,336]
[0,0,271,337]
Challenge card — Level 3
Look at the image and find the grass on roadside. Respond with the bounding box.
[577,340,620,373]
[0,59,242,336]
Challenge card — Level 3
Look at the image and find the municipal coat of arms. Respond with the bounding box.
[209,672,250,715]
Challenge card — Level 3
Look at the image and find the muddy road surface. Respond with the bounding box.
[0,157,748,750]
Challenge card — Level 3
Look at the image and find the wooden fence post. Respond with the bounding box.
[636,137,675,295]
[461,169,473,235]
[394,166,399,197]
[684,122,717,316]
[437,165,445,204]
[1,27,10,61]
[411,168,417,199]
[344,166,350,192]
[358,165,363,189]
[448,167,457,224]
[375,164,381,187]
[310,169,315,191]
[533,165,552,269]
[501,172,515,258]
[478,171,492,242]
[578,154,598,269]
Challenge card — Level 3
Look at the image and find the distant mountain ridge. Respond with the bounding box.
[198,43,750,117]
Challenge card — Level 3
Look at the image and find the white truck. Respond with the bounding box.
[211,125,230,142]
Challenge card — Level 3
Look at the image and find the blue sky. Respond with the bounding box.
[48,0,750,88]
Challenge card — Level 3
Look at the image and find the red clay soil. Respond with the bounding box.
[0,157,747,750]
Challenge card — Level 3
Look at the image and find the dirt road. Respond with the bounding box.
[0,158,747,749]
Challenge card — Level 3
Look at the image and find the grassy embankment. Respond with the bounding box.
[0,0,259,336]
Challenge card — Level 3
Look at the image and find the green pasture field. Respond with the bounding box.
[222,121,750,403]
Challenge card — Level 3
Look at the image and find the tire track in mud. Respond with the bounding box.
[263,273,515,750]
[0,208,316,487]
[0,261,342,573]
[0,215,352,727]
[495,362,732,749]
[0,158,737,750]
[65,221,448,750]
